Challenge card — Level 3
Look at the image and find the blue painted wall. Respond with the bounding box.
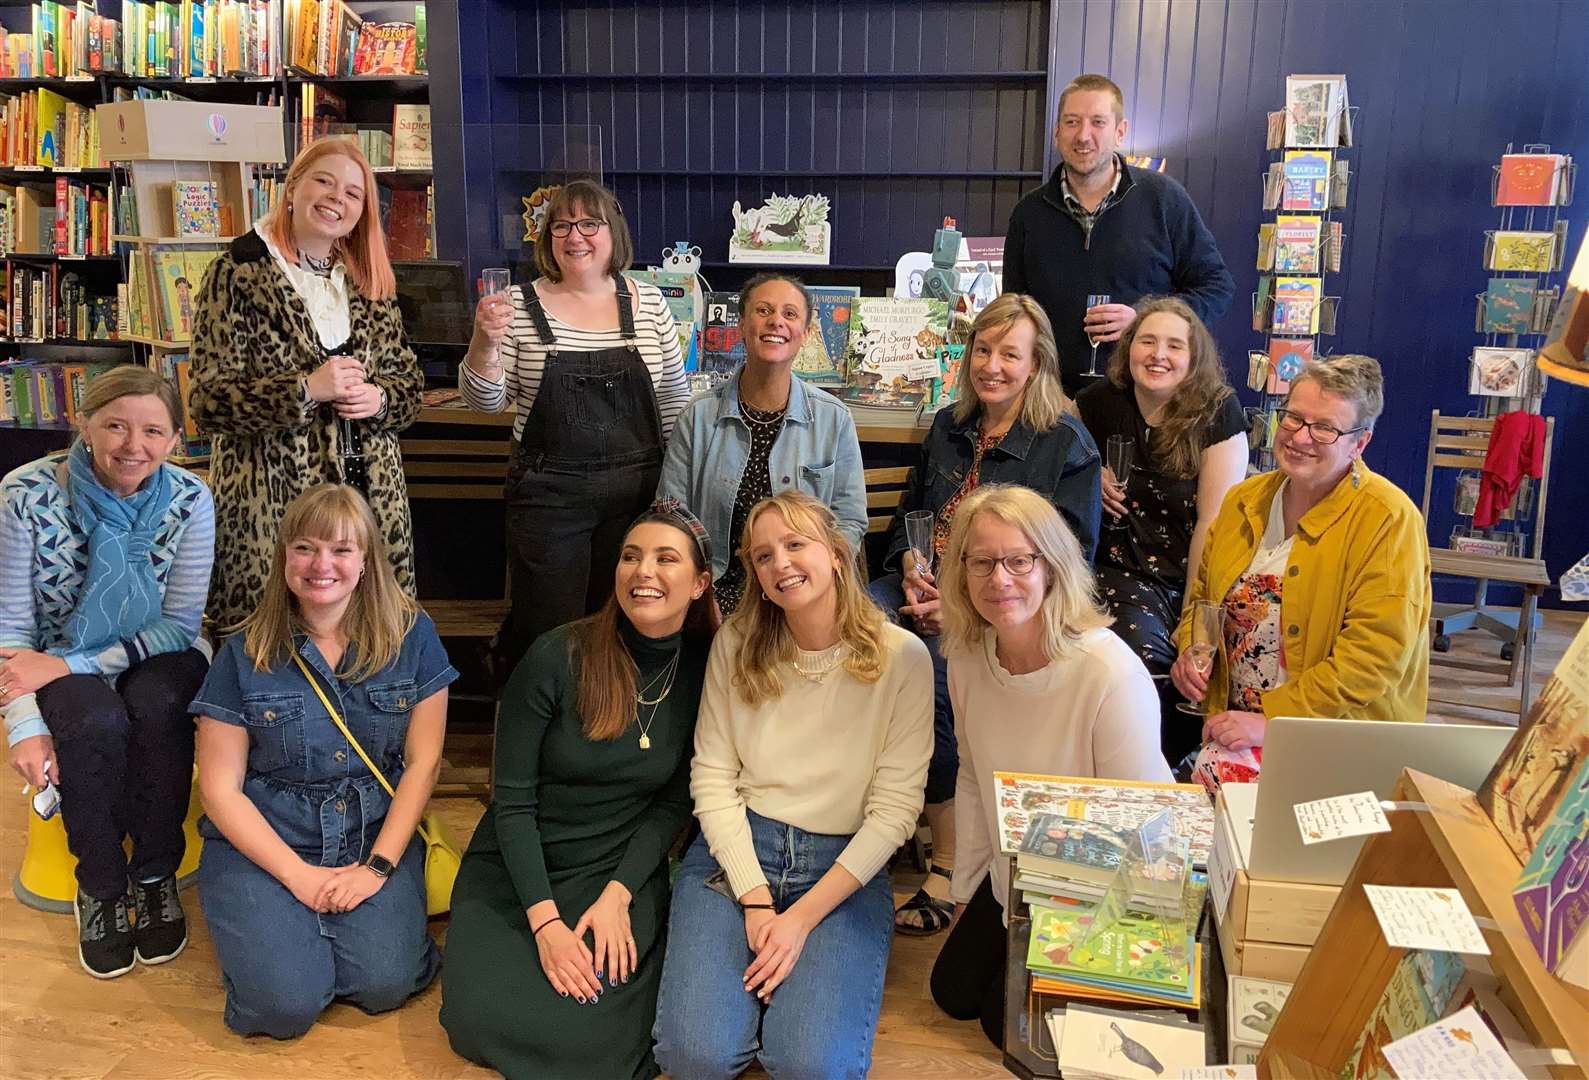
[459,0,1588,605]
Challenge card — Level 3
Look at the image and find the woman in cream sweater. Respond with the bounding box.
[653,491,932,1080]
[930,484,1171,1048]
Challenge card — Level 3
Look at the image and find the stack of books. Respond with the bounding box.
[1048,1003,1206,1079]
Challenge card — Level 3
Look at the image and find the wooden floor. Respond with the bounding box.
[2,607,1580,1079]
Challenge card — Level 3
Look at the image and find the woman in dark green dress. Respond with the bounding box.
[440,499,717,1080]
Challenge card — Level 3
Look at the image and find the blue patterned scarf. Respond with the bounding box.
[62,439,174,658]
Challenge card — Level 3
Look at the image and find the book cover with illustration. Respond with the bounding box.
[172,180,219,237]
[1489,230,1557,273]
[1272,277,1322,335]
[992,772,1215,869]
[843,297,948,395]
[353,21,417,75]
[1341,949,1466,1080]
[728,193,831,265]
[699,291,745,375]
[1273,215,1322,274]
[1513,750,1589,982]
[1496,153,1565,207]
[791,285,858,386]
[1282,150,1331,212]
[624,268,699,371]
[1017,813,1132,886]
[1284,74,1348,148]
[392,104,431,169]
[1026,900,1193,992]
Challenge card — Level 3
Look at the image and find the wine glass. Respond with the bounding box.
[480,267,512,298]
[1105,435,1133,529]
[904,510,935,578]
[1175,600,1226,715]
[1084,293,1112,376]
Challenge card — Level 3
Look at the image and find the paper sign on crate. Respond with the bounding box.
[1363,885,1491,955]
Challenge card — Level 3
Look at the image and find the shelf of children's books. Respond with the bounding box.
[0,337,128,348]
[0,75,113,101]
[497,70,1047,85]
[122,333,193,350]
[0,420,74,432]
[110,235,236,246]
[123,75,283,98]
[0,165,115,177]
[287,70,428,95]
[2,252,121,263]
[590,167,1045,179]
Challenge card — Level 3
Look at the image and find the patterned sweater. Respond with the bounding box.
[0,456,215,746]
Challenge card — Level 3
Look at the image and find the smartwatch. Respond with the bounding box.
[363,853,395,879]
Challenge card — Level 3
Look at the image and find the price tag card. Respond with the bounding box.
[1363,885,1491,955]
[1382,1005,1525,1079]
[1294,791,1391,845]
[1180,1067,1257,1079]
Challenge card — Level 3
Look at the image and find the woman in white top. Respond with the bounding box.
[189,138,424,630]
[653,491,932,1080]
[461,180,691,673]
[930,483,1171,1048]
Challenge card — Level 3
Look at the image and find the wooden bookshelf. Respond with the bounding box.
[1259,769,1588,1079]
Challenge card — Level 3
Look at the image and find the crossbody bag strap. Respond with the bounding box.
[292,651,396,799]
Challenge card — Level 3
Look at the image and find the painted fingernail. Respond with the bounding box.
[560,991,569,997]
[575,996,585,1004]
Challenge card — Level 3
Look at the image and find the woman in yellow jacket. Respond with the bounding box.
[1170,354,1430,752]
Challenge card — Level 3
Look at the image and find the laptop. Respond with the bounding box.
[1247,716,1512,886]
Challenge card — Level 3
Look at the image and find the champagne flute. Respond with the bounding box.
[1084,293,1111,376]
[904,510,935,579]
[1175,600,1225,715]
[1105,435,1133,529]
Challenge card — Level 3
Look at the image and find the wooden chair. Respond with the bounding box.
[865,466,912,537]
[1419,410,1555,715]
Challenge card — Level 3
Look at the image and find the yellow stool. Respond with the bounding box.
[12,770,205,914]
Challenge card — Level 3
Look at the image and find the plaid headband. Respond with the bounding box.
[639,497,714,570]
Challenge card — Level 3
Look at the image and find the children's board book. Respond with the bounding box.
[172,180,219,237]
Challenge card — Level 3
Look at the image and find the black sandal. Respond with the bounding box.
[894,865,954,936]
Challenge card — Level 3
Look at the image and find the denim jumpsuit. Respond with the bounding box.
[189,612,458,1039]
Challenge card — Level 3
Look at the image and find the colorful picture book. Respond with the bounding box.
[352,21,418,75]
[1495,153,1566,207]
[992,772,1215,870]
[1488,230,1557,273]
[790,285,859,386]
[1468,347,1532,397]
[1282,150,1332,211]
[1513,750,1589,981]
[172,180,219,238]
[1273,215,1322,274]
[1284,74,1350,149]
[843,297,948,394]
[1341,949,1466,1080]
[699,291,745,375]
[1055,1003,1207,1078]
[1017,813,1132,887]
[1026,902,1194,994]
[1272,276,1322,335]
[624,269,699,371]
[1481,279,1537,334]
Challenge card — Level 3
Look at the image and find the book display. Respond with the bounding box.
[1249,75,1353,469]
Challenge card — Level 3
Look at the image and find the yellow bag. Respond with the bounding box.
[293,653,461,916]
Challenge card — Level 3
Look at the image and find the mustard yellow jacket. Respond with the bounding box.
[1175,461,1431,721]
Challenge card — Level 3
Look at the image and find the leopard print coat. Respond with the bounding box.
[188,231,423,630]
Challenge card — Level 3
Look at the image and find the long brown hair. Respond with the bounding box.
[260,138,396,300]
[572,513,718,742]
[239,484,416,681]
[952,292,1074,433]
[1105,296,1233,478]
[725,492,887,708]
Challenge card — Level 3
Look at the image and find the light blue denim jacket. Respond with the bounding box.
[657,367,867,580]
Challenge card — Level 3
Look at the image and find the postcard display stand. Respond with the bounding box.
[98,100,286,465]
[1249,76,1355,471]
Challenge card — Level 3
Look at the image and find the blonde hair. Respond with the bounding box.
[725,491,887,708]
[1105,296,1235,478]
[240,484,417,681]
[952,293,1074,433]
[77,363,182,433]
[1290,353,1385,431]
[261,138,396,301]
[939,484,1111,661]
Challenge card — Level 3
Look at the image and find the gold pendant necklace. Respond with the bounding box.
[634,648,682,749]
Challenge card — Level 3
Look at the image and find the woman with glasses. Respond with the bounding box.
[1170,355,1431,756]
[657,272,866,618]
[1076,298,1247,765]
[461,180,691,674]
[927,484,1168,1049]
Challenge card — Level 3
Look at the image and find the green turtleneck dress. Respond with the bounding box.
[440,619,707,1080]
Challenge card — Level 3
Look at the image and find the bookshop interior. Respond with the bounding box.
[1,1,1587,1078]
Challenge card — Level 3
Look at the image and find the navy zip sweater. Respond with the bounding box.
[1004,157,1234,394]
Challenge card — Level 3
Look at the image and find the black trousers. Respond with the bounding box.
[929,873,1007,1049]
[35,649,207,900]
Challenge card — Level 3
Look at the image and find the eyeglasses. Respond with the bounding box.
[962,552,1044,577]
[1274,409,1364,445]
[548,218,607,238]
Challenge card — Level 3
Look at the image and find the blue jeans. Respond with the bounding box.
[198,833,439,1038]
[653,811,894,1080]
[869,573,956,803]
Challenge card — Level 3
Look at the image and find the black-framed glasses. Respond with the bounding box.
[548,218,607,238]
[962,552,1044,577]
[1274,409,1363,445]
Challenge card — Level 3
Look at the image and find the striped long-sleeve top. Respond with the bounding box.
[0,456,215,746]
[458,279,691,442]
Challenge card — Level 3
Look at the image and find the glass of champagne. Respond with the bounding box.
[904,510,935,579]
[1105,435,1133,529]
[1084,293,1112,376]
[1175,600,1225,715]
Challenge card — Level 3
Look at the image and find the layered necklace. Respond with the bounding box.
[791,640,848,684]
[633,648,682,750]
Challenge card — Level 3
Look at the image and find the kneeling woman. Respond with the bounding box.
[654,492,933,1080]
[441,499,718,1080]
[192,484,456,1038]
[929,485,1170,1047]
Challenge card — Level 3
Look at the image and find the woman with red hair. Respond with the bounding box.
[189,138,424,630]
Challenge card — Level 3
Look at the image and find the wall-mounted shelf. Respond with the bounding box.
[497,70,1046,84]
[578,168,1045,180]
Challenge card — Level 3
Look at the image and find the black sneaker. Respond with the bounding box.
[75,887,136,979]
[133,875,188,966]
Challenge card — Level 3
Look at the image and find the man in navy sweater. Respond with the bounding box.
[1005,74,1234,395]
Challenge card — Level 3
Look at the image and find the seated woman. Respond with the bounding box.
[870,293,1101,936]
[192,483,456,1038]
[0,365,214,979]
[1171,354,1431,753]
[653,492,932,1080]
[928,484,1170,1048]
[441,499,718,1080]
[1076,298,1247,765]
[658,272,866,617]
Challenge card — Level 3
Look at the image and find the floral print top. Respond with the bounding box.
[1223,484,1293,711]
[929,430,1005,556]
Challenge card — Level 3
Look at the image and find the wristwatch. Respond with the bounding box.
[363,853,395,879]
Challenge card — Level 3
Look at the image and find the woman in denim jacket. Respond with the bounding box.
[191,484,457,1038]
[657,272,866,617]
[869,293,1101,935]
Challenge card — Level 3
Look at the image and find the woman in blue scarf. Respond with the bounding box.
[0,365,216,980]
